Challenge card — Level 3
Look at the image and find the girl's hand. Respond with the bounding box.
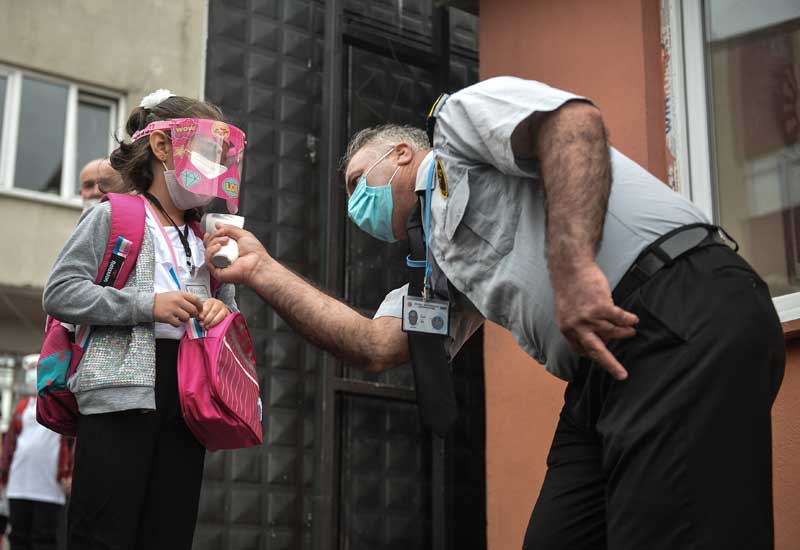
[198,298,230,330]
[153,291,203,327]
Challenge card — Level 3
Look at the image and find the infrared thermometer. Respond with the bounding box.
[201,213,245,268]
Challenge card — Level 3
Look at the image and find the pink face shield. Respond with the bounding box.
[132,118,246,213]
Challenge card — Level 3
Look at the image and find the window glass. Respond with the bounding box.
[14,77,68,194]
[75,100,111,195]
[706,1,800,296]
[0,75,6,157]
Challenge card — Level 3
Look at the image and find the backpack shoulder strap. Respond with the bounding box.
[95,194,146,289]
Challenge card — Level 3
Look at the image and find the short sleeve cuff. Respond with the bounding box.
[373,284,409,319]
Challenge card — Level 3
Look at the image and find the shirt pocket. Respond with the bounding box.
[443,165,521,263]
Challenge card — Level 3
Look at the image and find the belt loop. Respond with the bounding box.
[650,245,673,266]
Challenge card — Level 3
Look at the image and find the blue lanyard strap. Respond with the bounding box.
[406,257,427,268]
[404,159,436,300]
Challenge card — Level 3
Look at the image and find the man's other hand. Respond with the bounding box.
[205,225,270,287]
[554,262,638,380]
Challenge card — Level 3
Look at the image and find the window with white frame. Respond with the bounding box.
[0,66,124,203]
[668,0,800,321]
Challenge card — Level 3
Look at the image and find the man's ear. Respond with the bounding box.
[394,142,415,166]
[149,130,172,164]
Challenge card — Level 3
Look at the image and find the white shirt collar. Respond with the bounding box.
[414,151,435,193]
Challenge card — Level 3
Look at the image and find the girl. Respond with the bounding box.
[43,91,240,549]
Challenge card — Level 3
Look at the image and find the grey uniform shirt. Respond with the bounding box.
[375,76,708,381]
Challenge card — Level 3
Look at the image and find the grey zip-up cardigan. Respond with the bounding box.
[43,201,238,415]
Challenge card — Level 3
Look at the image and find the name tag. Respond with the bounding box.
[186,283,211,303]
[185,270,212,339]
[401,295,450,336]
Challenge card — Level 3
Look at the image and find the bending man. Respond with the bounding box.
[206,76,784,550]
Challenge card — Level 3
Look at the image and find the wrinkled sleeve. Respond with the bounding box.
[435,76,592,178]
[43,203,154,326]
[373,284,409,319]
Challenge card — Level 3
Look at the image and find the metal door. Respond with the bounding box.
[201,2,482,548]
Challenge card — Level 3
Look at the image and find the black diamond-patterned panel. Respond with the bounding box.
[200,0,324,548]
[450,7,479,53]
[338,14,484,550]
[344,0,432,39]
[204,1,481,548]
[339,395,432,550]
[342,45,437,391]
[450,52,480,95]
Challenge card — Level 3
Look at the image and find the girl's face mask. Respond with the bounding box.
[162,161,215,210]
[132,118,247,214]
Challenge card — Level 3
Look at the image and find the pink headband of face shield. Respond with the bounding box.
[132,118,246,214]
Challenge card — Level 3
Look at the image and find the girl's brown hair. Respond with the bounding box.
[110,96,224,219]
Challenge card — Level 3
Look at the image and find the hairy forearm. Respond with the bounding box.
[250,257,407,371]
[537,104,611,284]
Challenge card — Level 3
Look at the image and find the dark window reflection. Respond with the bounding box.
[0,76,6,158]
[75,100,111,195]
[15,77,68,194]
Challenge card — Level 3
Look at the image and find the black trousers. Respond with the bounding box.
[524,245,786,550]
[67,340,205,550]
[9,498,63,550]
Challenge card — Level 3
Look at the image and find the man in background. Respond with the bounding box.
[77,159,124,211]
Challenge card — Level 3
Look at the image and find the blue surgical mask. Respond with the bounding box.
[347,148,400,242]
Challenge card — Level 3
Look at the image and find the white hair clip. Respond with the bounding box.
[139,89,175,110]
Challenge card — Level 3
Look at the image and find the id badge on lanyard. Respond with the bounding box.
[401,296,450,336]
[186,279,211,303]
[145,201,210,339]
[402,156,451,337]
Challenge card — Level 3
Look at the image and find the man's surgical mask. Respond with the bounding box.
[347,147,400,242]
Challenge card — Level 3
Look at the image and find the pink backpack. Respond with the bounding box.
[177,312,263,451]
[37,193,146,435]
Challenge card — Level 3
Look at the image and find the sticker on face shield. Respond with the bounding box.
[173,123,197,135]
[222,178,239,198]
[181,170,201,188]
[212,122,230,140]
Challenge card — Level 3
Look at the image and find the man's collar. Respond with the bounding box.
[414,151,435,193]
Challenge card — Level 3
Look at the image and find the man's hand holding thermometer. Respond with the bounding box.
[201,213,246,268]
[203,217,275,289]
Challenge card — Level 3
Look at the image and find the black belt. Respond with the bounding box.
[612,223,737,305]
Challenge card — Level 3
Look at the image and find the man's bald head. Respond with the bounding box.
[79,158,125,200]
